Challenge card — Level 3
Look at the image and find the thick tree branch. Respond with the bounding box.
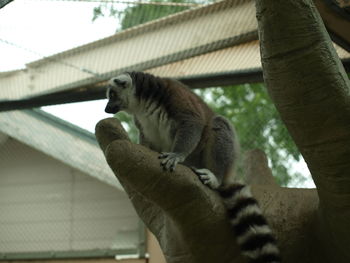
[96,118,321,263]
[96,118,242,263]
[256,0,350,261]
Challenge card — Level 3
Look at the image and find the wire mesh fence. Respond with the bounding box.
[0,0,349,259]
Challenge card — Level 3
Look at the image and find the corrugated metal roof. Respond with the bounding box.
[0,0,259,100]
[0,109,121,190]
[26,0,241,68]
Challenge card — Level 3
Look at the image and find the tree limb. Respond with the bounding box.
[96,118,321,263]
[243,149,279,186]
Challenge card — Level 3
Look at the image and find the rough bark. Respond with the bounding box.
[256,0,350,261]
[96,118,320,263]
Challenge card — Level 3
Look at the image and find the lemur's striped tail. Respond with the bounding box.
[218,184,281,263]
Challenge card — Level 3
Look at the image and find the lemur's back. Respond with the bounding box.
[130,71,215,124]
[105,72,281,263]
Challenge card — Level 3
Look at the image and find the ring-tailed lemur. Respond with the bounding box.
[105,71,281,263]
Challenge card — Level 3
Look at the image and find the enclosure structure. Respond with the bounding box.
[0,0,349,262]
[0,0,349,107]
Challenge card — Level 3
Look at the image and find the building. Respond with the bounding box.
[0,109,165,263]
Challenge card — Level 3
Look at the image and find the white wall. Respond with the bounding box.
[0,136,139,255]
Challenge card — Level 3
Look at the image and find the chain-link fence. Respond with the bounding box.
[0,0,349,260]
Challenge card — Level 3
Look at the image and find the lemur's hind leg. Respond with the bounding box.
[193,115,239,189]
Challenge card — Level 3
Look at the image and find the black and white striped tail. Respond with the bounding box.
[218,184,281,263]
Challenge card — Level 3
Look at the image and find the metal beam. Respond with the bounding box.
[0,248,138,261]
[0,69,263,112]
[316,0,350,51]
[1,59,349,112]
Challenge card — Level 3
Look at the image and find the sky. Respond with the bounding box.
[0,0,315,188]
[0,0,118,129]
[0,0,118,71]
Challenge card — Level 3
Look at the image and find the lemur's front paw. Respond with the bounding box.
[191,168,220,190]
[159,152,185,172]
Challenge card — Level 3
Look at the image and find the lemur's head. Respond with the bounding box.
[105,73,134,114]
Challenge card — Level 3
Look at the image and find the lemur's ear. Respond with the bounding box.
[114,79,127,88]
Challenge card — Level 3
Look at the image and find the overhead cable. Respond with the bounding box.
[27,0,203,7]
[0,38,102,79]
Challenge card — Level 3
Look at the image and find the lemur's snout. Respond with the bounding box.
[105,104,120,114]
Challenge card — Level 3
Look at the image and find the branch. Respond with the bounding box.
[95,118,243,263]
[96,118,321,263]
[243,149,279,186]
[255,0,350,261]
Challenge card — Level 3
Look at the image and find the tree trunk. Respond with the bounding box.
[256,0,350,261]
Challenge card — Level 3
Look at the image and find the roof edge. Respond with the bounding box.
[29,108,97,144]
[26,0,244,68]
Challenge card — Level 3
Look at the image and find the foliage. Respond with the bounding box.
[120,0,189,29]
[93,0,195,31]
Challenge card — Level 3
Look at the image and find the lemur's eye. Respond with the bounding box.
[109,90,116,99]
[114,79,127,88]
